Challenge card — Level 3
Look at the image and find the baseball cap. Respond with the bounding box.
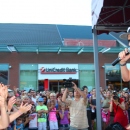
[120,27,130,40]
[38,97,44,102]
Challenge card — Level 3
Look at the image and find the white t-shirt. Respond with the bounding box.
[32,97,37,105]
[29,113,38,128]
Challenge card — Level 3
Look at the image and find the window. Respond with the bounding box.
[79,64,95,92]
[20,64,38,91]
[0,64,9,84]
[104,64,128,90]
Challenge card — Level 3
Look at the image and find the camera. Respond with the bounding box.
[63,78,74,88]
[113,91,119,101]
[113,95,119,101]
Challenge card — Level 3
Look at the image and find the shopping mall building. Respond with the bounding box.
[0,24,129,92]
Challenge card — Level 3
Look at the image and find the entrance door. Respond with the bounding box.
[49,80,63,92]
[38,79,79,92]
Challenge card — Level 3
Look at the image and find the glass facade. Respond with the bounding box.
[79,64,95,92]
[105,64,129,90]
[0,64,9,84]
[20,64,38,91]
[19,64,96,91]
[19,63,129,91]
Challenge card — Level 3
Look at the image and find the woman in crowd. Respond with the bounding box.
[48,100,58,130]
[59,103,70,130]
[89,88,96,130]
[101,90,111,130]
[110,91,129,129]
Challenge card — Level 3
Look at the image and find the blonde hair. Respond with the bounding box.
[22,95,30,100]
[50,92,56,97]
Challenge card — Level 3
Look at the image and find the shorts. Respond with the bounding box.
[91,111,96,120]
[59,124,70,130]
[49,121,58,130]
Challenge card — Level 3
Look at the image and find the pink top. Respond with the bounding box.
[49,108,57,121]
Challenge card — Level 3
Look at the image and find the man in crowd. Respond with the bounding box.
[62,82,89,130]
[31,90,37,105]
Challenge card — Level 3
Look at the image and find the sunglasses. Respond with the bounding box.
[128,40,130,43]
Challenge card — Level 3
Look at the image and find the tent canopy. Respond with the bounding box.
[92,0,130,34]
[91,0,130,129]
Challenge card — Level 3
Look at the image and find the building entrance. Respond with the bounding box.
[38,79,79,92]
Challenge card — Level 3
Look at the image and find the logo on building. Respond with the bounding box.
[40,67,77,74]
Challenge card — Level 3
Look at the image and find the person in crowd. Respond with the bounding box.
[28,105,38,130]
[82,86,92,130]
[36,97,48,130]
[14,116,30,130]
[89,88,96,130]
[67,90,74,100]
[123,92,130,123]
[27,92,31,99]
[0,83,10,129]
[0,84,31,129]
[62,82,89,130]
[31,90,37,105]
[46,90,51,102]
[42,95,48,106]
[13,86,20,97]
[48,100,58,130]
[13,97,22,111]
[59,103,70,130]
[110,91,129,129]
[22,95,31,104]
[100,90,111,130]
[60,88,65,96]
[48,93,59,110]
[106,84,113,92]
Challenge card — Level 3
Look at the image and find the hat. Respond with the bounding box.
[38,97,44,102]
[120,27,130,40]
[123,88,129,92]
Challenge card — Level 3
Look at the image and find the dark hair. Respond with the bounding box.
[82,86,88,90]
[42,95,47,105]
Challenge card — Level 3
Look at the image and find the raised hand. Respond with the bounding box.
[118,48,130,64]
[19,102,32,114]
[0,96,5,108]
[0,83,8,101]
[8,96,16,111]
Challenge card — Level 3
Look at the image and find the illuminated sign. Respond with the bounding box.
[40,67,77,74]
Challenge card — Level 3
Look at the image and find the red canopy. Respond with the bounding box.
[92,0,130,34]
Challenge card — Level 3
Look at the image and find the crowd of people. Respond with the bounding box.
[1,81,130,130]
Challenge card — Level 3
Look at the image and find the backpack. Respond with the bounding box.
[105,122,125,130]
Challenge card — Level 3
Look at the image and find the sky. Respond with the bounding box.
[0,0,92,26]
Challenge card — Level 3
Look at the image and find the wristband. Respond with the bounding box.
[120,62,126,66]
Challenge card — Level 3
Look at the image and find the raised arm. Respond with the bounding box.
[9,102,32,123]
[0,84,9,129]
[72,82,86,100]
[62,88,68,102]
[118,49,130,81]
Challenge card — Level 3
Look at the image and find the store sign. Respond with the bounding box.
[40,67,76,74]
[38,64,78,80]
